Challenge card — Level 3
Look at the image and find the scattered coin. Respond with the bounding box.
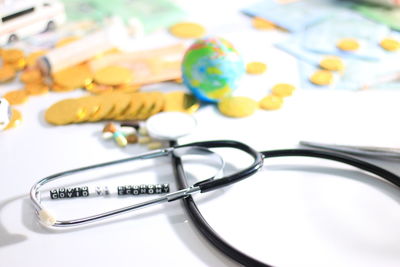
[169,22,206,39]
[310,70,334,86]
[271,83,295,97]
[53,64,93,89]
[25,83,49,96]
[0,65,16,83]
[218,96,258,118]
[3,90,29,105]
[319,56,344,72]
[336,38,360,52]
[380,38,400,52]
[246,62,267,74]
[2,49,24,63]
[259,95,283,110]
[20,68,43,84]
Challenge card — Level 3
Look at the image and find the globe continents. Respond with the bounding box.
[182,37,245,103]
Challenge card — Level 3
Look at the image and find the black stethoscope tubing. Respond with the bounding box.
[171,142,400,267]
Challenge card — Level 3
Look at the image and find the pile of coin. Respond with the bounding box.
[45,91,199,125]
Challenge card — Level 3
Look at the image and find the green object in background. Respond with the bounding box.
[353,4,400,31]
[61,0,186,33]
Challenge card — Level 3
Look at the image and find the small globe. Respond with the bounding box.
[181,37,245,103]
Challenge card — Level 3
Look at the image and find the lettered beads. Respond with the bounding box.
[49,184,170,199]
[117,184,170,195]
[50,186,89,199]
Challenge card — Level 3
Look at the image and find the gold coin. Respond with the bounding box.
[26,50,47,67]
[336,38,360,52]
[380,38,400,52]
[319,56,344,71]
[85,83,114,94]
[218,96,258,118]
[310,70,334,86]
[134,92,157,120]
[25,83,49,96]
[163,91,200,113]
[0,65,16,83]
[53,64,93,89]
[45,99,82,125]
[147,92,165,117]
[87,95,115,122]
[252,17,276,30]
[246,62,267,74]
[104,92,132,120]
[11,58,26,71]
[20,68,43,84]
[2,49,24,63]
[74,96,101,123]
[271,83,295,97]
[4,108,22,130]
[51,84,77,93]
[259,95,283,110]
[55,36,80,48]
[93,66,133,86]
[3,90,29,105]
[118,93,144,120]
[169,22,206,39]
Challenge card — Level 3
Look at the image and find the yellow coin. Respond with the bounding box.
[3,90,29,105]
[26,50,47,67]
[148,92,165,117]
[118,93,144,120]
[259,95,283,110]
[310,70,334,86]
[85,83,114,94]
[252,17,276,30]
[135,92,157,120]
[336,38,360,52]
[218,96,258,118]
[4,108,22,130]
[25,83,49,96]
[163,91,200,113]
[380,38,400,52]
[93,66,133,86]
[87,95,115,122]
[246,62,267,74]
[0,65,16,83]
[319,56,344,71]
[45,99,82,125]
[55,36,80,48]
[10,58,26,71]
[104,92,133,120]
[53,64,93,89]
[2,49,24,63]
[20,68,43,84]
[271,83,295,97]
[74,96,101,123]
[169,22,206,39]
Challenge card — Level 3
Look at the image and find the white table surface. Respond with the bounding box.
[1,1,400,266]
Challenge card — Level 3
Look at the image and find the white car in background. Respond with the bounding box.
[0,0,66,44]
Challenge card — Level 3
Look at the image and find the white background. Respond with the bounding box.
[1,1,400,266]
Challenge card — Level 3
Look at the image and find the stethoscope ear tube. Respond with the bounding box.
[176,140,264,193]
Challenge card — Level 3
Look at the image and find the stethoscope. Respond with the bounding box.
[30,112,400,267]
